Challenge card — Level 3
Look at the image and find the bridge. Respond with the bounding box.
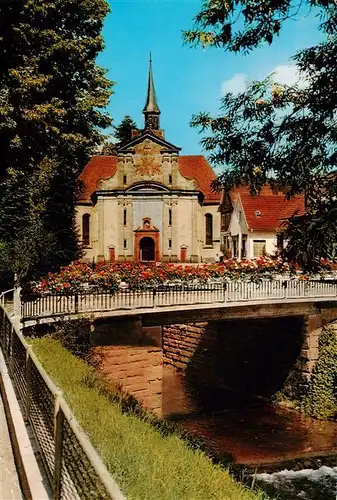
[16,277,337,328]
[13,278,337,412]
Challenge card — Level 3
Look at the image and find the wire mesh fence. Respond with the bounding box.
[0,304,125,500]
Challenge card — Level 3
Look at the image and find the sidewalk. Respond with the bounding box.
[0,395,23,500]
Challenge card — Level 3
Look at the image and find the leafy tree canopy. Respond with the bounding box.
[0,0,112,283]
[184,1,337,269]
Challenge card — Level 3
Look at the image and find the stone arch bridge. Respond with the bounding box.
[11,278,337,417]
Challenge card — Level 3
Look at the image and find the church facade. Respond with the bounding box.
[76,57,221,263]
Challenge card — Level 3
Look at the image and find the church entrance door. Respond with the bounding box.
[140,237,155,261]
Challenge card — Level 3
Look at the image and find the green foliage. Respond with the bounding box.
[0,0,113,283]
[302,326,337,420]
[53,318,92,363]
[114,115,137,146]
[184,1,336,51]
[184,1,337,270]
[29,336,268,500]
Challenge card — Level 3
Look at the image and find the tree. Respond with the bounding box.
[114,115,137,146]
[184,1,337,269]
[98,116,137,156]
[0,0,112,283]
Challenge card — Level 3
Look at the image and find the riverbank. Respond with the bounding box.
[29,336,268,500]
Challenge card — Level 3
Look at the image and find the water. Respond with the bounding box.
[169,389,337,499]
[254,466,337,500]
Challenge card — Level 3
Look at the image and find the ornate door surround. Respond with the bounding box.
[134,217,160,262]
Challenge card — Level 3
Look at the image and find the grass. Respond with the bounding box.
[29,337,269,500]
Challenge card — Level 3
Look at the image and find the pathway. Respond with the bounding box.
[0,395,23,500]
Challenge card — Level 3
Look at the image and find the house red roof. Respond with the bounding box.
[238,193,305,232]
[78,156,117,202]
[78,154,221,204]
[178,155,221,204]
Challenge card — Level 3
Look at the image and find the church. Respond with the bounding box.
[76,57,221,263]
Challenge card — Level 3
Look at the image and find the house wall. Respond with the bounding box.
[247,232,278,259]
[227,199,278,259]
[201,204,221,262]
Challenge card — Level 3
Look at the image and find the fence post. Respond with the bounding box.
[283,280,288,299]
[25,351,32,422]
[9,325,14,373]
[223,282,227,302]
[53,393,64,500]
[74,293,79,314]
[13,284,22,321]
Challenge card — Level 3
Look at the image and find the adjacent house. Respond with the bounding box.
[220,186,305,259]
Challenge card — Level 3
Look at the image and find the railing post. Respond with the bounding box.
[223,282,227,302]
[74,293,79,314]
[283,280,288,299]
[13,284,22,322]
[53,393,64,500]
[25,351,32,421]
[153,287,157,308]
[9,325,14,373]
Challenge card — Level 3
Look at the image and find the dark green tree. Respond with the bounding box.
[184,1,337,269]
[114,115,137,146]
[0,0,112,283]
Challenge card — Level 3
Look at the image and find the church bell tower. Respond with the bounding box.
[143,53,161,131]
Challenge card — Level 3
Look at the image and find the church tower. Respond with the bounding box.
[143,53,161,130]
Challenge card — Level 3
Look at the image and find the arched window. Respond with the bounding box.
[82,213,90,246]
[205,213,213,246]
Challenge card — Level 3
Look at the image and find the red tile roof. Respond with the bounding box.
[78,154,221,204]
[238,193,305,232]
[178,155,221,204]
[78,156,117,202]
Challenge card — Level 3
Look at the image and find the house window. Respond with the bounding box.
[123,209,127,226]
[168,239,172,249]
[205,213,213,246]
[168,209,172,226]
[82,214,90,246]
[253,240,266,258]
[123,239,127,250]
[221,212,231,232]
[241,234,247,259]
[232,236,238,258]
[169,174,172,184]
[123,175,127,185]
[238,211,242,223]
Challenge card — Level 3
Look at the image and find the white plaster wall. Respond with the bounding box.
[247,232,277,258]
[133,198,163,232]
[201,204,221,262]
[102,197,121,257]
[174,197,195,259]
[228,198,248,236]
[75,205,95,261]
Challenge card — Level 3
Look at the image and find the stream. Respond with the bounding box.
[178,405,336,499]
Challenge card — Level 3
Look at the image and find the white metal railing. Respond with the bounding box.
[18,278,337,322]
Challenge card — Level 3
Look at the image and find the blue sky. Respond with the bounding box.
[98,1,323,155]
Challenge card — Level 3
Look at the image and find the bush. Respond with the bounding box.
[53,318,92,363]
[302,326,337,420]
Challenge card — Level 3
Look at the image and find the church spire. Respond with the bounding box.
[143,52,161,130]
